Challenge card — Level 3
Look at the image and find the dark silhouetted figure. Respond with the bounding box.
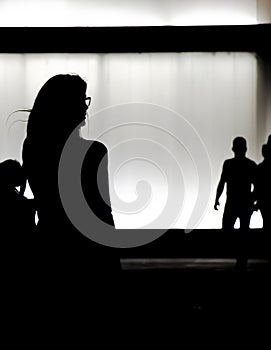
[214,137,257,270]
[22,74,121,304]
[0,159,36,288]
[255,143,271,231]
[0,159,35,235]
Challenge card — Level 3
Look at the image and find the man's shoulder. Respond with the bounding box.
[258,159,271,171]
[223,158,234,166]
[245,157,257,167]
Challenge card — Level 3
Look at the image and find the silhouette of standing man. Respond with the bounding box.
[255,142,271,231]
[214,137,257,269]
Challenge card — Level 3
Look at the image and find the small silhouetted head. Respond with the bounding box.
[232,136,247,157]
[262,143,271,160]
[26,74,89,140]
[267,135,271,146]
[0,159,25,188]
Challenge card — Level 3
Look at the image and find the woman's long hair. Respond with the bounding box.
[26,74,87,142]
[22,74,88,206]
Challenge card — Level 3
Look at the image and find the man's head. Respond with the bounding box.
[232,136,247,157]
[0,159,25,188]
[262,143,271,160]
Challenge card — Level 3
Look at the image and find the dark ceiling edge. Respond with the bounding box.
[0,24,270,55]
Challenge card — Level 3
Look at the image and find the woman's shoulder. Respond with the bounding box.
[80,138,109,154]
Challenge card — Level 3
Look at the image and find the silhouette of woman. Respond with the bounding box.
[22,74,120,292]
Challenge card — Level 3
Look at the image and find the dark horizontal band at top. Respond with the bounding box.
[0,25,270,56]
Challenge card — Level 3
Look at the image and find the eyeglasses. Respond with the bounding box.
[85,96,92,107]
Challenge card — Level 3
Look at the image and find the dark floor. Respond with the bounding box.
[120,261,270,321]
[119,229,271,321]
[3,229,270,338]
[121,257,270,271]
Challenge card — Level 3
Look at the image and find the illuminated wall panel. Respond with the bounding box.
[0,52,262,229]
[257,0,271,23]
[0,0,260,26]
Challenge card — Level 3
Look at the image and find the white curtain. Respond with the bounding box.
[0,52,262,228]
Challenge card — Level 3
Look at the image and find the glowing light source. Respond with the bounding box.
[0,0,261,26]
[172,9,257,26]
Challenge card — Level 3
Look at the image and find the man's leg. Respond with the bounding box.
[222,202,242,269]
[261,206,271,231]
[260,206,271,267]
[237,208,252,271]
[222,202,237,231]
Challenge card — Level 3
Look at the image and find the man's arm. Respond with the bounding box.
[214,162,227,210]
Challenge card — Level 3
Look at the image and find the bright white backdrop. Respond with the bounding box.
[0,52,264,229]
[0,0,265,26]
